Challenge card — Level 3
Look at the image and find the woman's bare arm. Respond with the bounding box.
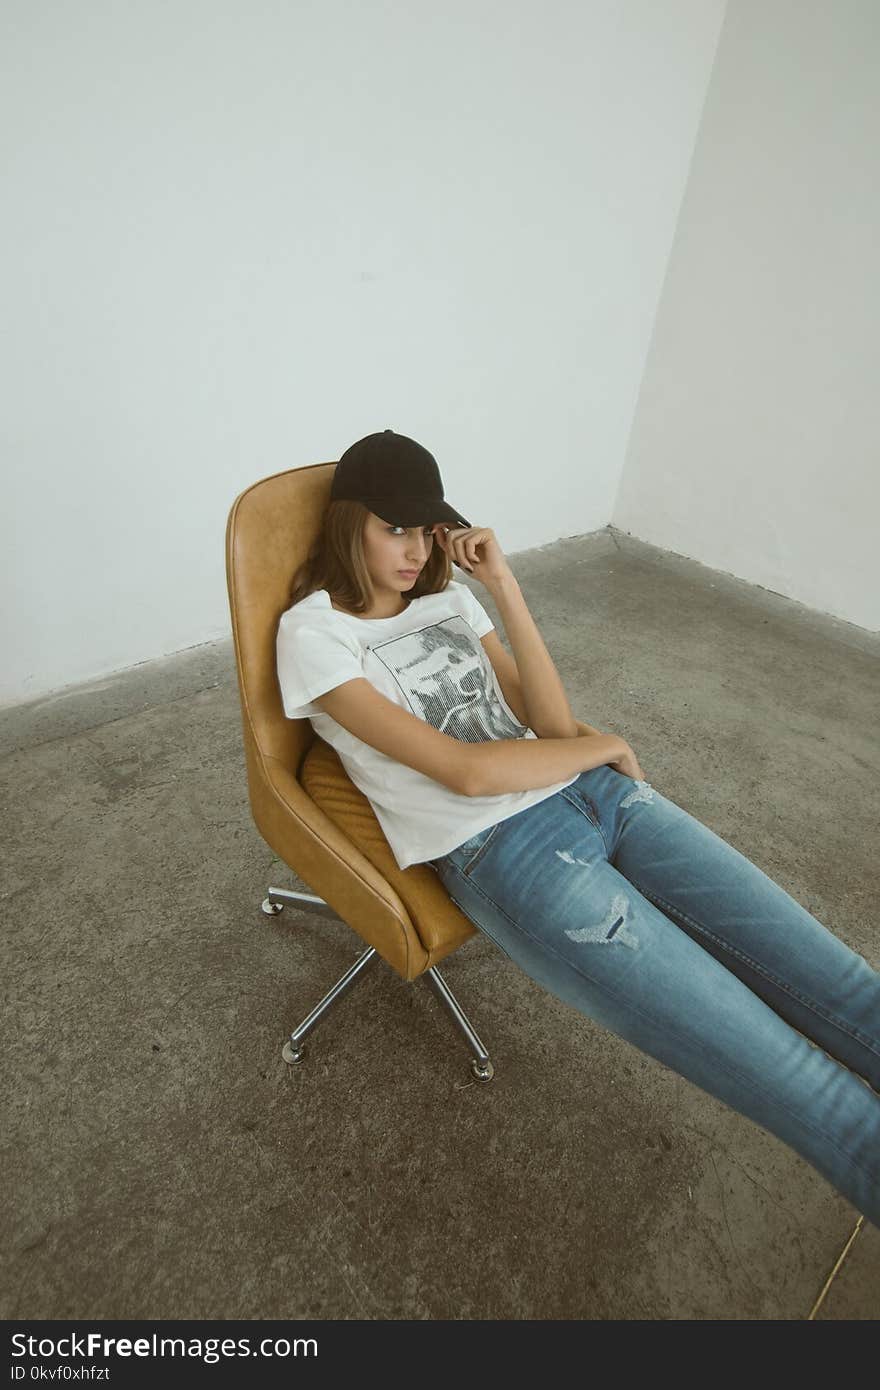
[313,679,628,798]
[435,523,583,739]
[482,572,578,738]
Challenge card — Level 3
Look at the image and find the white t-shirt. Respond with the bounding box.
[275,581,578,870]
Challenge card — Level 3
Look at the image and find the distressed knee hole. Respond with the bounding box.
[564,893,639,950]
[621,779,655,807]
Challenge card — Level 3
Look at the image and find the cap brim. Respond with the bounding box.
[362,497,471,529]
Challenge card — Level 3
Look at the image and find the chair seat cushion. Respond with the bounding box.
[300,736,477,967]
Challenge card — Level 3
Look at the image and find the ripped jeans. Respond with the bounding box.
[429,766,880,1227]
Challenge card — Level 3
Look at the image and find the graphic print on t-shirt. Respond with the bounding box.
[368,617,528,743]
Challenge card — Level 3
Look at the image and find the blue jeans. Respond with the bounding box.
[430,766,880,1227]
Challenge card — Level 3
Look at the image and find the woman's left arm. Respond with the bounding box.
[485,571,579,738]
[434,524,579,739]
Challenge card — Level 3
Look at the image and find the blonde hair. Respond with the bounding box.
[288,499,452,614]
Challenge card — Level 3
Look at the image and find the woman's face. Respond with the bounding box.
[361,511,439,600]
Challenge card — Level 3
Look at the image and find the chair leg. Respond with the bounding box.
[281,946,378,1064]
[267,888,495,1081]
[424,966,495,1083]
[263,886,343,923]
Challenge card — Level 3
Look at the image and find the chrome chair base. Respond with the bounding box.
[264,886,495,1083]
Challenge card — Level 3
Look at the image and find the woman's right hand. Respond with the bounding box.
[608,738,646,782]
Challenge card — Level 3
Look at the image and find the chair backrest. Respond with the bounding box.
[225,462,466,980]
[226,461,331,775]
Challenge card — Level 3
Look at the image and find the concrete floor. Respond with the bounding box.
[2,526,878,1320]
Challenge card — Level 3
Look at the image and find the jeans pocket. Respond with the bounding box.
[559,781,604,833]
[441,882,518,964]
[454,821,504,877]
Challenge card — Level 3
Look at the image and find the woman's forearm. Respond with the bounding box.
[468,732,626,797]
[486,572,578,738]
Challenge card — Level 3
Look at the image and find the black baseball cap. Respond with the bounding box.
[330,429,471,529]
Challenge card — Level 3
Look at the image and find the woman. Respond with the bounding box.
[276,429,880,1228]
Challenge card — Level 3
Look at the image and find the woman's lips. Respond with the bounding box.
[398,569,421,577]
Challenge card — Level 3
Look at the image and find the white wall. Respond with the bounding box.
[1,0,725,706]
[615,0,880,631]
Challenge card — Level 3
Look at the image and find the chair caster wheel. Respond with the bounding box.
[262,898,283,915]
[471,1058,495,1083]
[282,1041,304,1064]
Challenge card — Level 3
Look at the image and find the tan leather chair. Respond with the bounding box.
[226,462,595,1083]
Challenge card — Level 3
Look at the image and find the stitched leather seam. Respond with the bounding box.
[261,752,417,978]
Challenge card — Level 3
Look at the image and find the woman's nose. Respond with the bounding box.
[406,531,429,563]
